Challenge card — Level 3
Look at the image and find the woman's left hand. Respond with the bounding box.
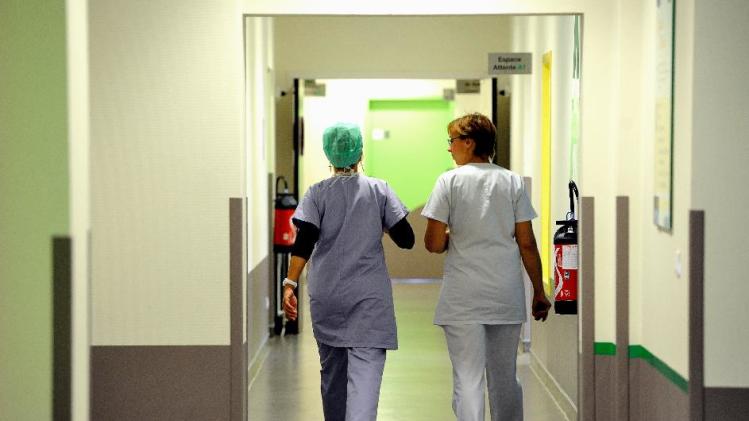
[532,293,551,321]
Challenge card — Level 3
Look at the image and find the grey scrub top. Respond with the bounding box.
[293,173,408,349]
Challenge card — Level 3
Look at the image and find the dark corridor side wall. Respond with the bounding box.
[249,255,270,365]
[383,206,445,279]
[275,86,295,195]
[531,313,578,416]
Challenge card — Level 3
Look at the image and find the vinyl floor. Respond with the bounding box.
[248,282,569,421]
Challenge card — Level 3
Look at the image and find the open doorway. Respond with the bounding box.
[294,78,494,279]
[251,14,582,421]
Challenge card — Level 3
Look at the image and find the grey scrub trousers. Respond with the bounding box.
[318,342,387,421]
[293,173,408,421]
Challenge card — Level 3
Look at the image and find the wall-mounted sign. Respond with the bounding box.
[488,53,532,75]
[304,80,326,96]
[443,88,455,101]
[654,0,674,231]
[456,79,481,94]
[371,128,389,141]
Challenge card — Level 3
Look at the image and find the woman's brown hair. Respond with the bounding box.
[447,113,497,159]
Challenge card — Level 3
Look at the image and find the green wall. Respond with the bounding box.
[0,1,69,419]
[365,99,455,210]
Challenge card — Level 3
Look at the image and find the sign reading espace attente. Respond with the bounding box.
[488,53,532,75]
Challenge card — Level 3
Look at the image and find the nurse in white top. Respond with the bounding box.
[422,113,551,421]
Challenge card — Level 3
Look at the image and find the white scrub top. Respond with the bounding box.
[293,173,408,349]
[421,163,537,325]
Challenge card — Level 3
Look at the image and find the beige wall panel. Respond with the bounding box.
[692,0,749,387]
[90,0,245,345]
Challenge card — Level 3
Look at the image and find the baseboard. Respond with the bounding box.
[522,340,531,353]
[529,349,577,421]
[248,335,270,391]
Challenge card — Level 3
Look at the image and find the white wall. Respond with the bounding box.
[247,17,273,270]
[506,0,696,382]
[508,15,579,405]
[251,0,625,348]
[273,16,513,87]
[247,0,748,389]
[66,0,91,416]
[245,16,274,358]
[623,0,647,360]
[579,0,697,380]
[692,0,749,388]
[90,0,245,346]
[246,0,606,16]
[627,0,694,378]
[509,14,577,276]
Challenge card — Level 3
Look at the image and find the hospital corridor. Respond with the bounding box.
[2,1,748,420]
[249,282,567,421]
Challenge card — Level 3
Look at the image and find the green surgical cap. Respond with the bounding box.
[322,123,363,168]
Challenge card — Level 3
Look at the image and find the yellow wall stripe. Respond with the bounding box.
[541,51,553,295]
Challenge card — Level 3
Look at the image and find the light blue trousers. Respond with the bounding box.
[442,323,523,421]
[317,342,387,421]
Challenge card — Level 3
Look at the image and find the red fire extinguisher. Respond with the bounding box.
[273,176,298,252]
[553,180,579,315]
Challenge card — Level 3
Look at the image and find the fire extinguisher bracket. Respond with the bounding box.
[272,176,302,335]
[552,181,579,315]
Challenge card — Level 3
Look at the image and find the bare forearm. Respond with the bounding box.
[283,256,305,321]
[519,245,544,297]
[424,219,449,253]
[286,255,308,283]
[430,232,449,253]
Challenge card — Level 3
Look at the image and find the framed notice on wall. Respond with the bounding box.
[654,0,675,230]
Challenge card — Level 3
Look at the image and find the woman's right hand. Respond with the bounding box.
[283,286,298,321]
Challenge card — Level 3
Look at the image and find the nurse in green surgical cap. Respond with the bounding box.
[282,123,415,421]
